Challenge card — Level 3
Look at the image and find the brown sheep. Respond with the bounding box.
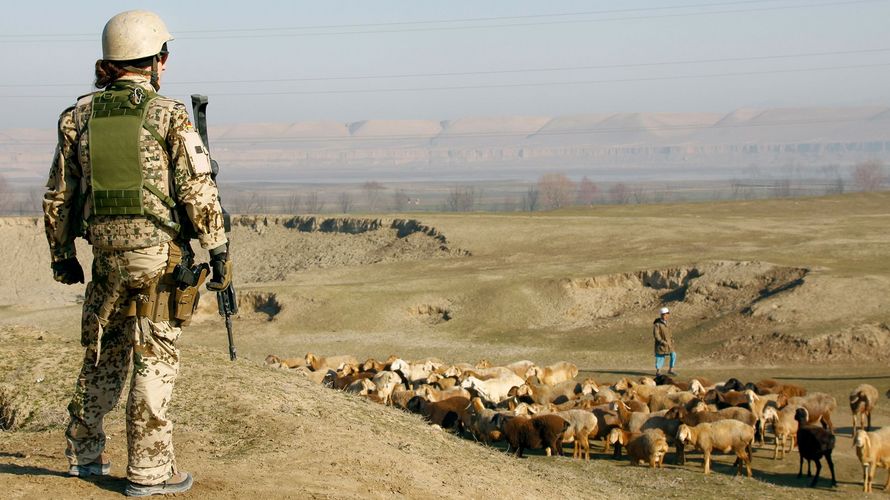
[502,414,569,458]
[525,362,578,386]
[420,385,472,403]
[305,352,359,372]
[360,357,388,373]
[330,371,375,390]
[465,397,505,444]
[514,380,583,405]
[408,395,472,433]
[715,390,753,409]
[608,428,669,468]
[426,372,460,390]
[850,384,880,434]
[665,405,757,428]
[780,392,837,431]
[264,354,305,369]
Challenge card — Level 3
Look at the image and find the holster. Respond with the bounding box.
[125,244,208,327]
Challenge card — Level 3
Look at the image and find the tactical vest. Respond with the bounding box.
[88,82,180,233]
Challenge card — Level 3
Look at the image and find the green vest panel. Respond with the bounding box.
[87,84,179,232]
[89,84,154,216]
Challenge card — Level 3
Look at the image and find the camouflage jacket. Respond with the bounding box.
[43,76,227,259]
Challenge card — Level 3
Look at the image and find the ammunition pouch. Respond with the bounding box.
[125,245,209,327]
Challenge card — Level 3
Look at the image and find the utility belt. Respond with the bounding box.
[126,244,209,327]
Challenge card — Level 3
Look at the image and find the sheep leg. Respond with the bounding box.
[676,442,686,465]
[798,454,804,478]
[774,435,780,460]
[881,463,888,491]
[862,463,870,492]
[822,414,834,433]
[810,459,822,488]
[703,451,711,475]
[825,452,837,486]
[867,411,872,432]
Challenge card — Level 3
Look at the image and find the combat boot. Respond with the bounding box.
[125,471,193,497]
[68,452,111,477]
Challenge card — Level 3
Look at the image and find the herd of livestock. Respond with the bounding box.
[266,353,889,491]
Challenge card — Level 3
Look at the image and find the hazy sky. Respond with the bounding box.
[2,0,889,128]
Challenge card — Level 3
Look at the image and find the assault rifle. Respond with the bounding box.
[191,94,238,361]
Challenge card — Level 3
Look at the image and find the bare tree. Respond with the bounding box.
[575,176,598,206]
[284,192,302,214]
[392,189,410,211]
[337,192,353,213]
[445,185,480,212]
[773,178,792,198]
[243,191,267,214]
[608,183,630,204]
[852,160,886,192]
[501,195,518,212]
[631,185,646,204]
[304,191,325,213]
[0,174,11,214]
[521,185,539,212]
[537,173,575,210]
[361,181,386,211]
[821,165,844,195]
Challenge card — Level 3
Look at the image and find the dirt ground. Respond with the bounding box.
[2,192,889,498]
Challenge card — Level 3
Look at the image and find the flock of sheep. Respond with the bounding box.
[266,352,889,491]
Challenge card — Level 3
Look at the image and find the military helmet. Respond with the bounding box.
[102,10,173,61]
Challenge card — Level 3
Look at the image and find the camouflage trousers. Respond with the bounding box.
[65,242,182,486]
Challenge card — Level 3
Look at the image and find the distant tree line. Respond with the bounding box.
[1,162,887,216]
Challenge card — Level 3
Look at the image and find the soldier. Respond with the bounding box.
[653,307,677,376]
[43,10,231,497]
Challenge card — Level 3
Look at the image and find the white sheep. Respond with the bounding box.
[854,427,890,492]
[460,375,522,405]
[556,409,599,461]
[678,420,755,476]
[371,371,403,406]
[390,358,437,385]
[762,405,799,460]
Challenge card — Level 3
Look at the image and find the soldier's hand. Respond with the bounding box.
[51,257,84,285]
[207,247,232,291]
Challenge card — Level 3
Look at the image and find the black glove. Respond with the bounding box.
[207,246,232,291]
[51,257,84,285]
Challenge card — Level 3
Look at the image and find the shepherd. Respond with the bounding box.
[653,307,677,376]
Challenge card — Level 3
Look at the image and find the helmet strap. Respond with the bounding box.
[149,55,160,91]
[122,54,161,91]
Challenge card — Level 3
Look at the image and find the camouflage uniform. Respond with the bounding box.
[43,75,226,485]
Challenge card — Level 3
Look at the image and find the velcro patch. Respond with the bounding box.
[180,130,212,175]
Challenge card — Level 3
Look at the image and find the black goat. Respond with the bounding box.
[794,407,836,488]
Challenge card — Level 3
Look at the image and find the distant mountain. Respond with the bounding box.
[2,106,888,183]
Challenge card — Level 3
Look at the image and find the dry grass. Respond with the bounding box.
[2,192,890,497]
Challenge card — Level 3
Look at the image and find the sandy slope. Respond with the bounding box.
[3,194,890,498]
